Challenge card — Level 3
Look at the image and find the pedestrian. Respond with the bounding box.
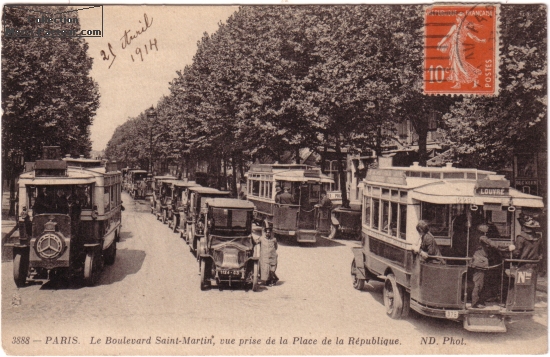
[259,222,279,286]
[278,186,293,205]
[470,224,514,308]
[413,220,445,264]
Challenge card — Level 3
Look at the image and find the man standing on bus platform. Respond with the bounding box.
[513,215,542,270]
[470,224,515,308]
[278,187,293,204]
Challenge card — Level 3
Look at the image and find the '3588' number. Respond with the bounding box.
[12,337,30,344]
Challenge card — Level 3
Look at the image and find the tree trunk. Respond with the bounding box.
[231,156,238,197]
[417,126,428,167]
[335,141,349,208]
[295,147,300,164]
[223,156,228,191]
[320,144,328,173]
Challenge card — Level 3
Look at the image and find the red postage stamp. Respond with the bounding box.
[424,4,499,95]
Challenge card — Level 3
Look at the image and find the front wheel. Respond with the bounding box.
[200,258,209,291]
[252,261,259,292]
[172,217,178,233]
[327,224,338,239]
[351,260,365,290]
[84,252,100,286]
[13,251,29,288]
[384,274,406,319]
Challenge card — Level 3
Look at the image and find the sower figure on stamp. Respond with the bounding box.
[437,12,487,89]
[258,221,278,287]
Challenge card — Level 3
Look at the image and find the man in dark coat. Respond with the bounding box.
[278,187,293,205]
[53,189,69,214]
[470,224,514,308]
[513,216,543,270]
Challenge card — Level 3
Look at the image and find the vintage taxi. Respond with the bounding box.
[198,198,259,291]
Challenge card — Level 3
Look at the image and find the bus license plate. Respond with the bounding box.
[288,231,295,236]
[445,311,459,319]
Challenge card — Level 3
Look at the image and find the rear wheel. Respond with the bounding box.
[384,274,405,319]
[351,260,365,290]
[104,241,116,265]
[252,261,259,292]
[13,251,29,288]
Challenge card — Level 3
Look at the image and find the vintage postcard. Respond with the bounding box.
[1,2,547,356]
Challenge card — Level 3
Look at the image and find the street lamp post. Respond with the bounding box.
[147,106,157,174]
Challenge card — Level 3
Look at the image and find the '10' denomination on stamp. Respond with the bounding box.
[424,4,498,95]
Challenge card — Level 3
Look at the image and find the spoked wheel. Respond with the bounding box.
[383,273,406,319]
[173,217,178,233]
[200,258,209,291]
[252,261,259,292]
[104,242,117,265]
[351,260,365,290]
[84,252,100,286]
[13,250,29,288]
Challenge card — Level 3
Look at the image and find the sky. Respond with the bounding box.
[78,5,239,151]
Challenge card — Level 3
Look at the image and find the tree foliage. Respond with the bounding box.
[2,5,100,212]
[444,5,547,170]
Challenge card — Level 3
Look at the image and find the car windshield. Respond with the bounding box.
[210,208,252,235]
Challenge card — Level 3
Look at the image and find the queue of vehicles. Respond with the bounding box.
[10,150,545,333]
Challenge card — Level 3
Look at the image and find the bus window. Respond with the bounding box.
[364,196,371,227]
[372,198,380,230]
[399,204,407,239]
[252,180,260,196]
[104,187,110,212]
[390,201,398,237]
[422,202,450,237]
[486,209,511,239]
[382,201,390,234]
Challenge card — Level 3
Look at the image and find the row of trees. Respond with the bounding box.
[105,5,546,198]
[2,6,100,214]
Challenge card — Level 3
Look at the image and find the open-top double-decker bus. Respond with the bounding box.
[8,147,122,287]
[350,162,544,332]
[246,164,334,243]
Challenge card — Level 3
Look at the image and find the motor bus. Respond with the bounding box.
[350,162,544,332]
[8,146,122,287]
[186,187,231,254]
[246,164,334,243]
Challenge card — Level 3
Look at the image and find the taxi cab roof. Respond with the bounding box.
[129,169,148,173]
[173,180,199,188]
[189,187,231,195]
[153,175,176,180]
[204,198,255,209]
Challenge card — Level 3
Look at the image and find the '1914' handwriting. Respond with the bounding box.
[100,13,158,69]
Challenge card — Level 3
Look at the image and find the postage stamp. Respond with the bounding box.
[424,4,499,95]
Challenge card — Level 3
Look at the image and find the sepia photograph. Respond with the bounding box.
[1,1,547,355]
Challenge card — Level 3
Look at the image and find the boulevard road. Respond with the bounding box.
[2,192,547,355]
